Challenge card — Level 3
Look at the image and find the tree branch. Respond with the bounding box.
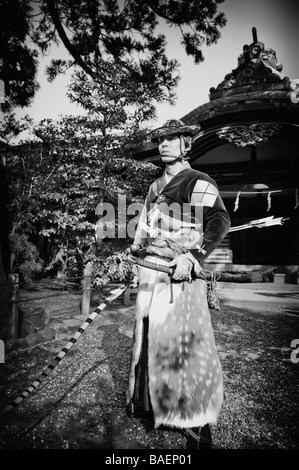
[46,0,96,79]
[143,1,180,25]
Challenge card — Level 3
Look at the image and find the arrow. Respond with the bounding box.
[229,216,289,232]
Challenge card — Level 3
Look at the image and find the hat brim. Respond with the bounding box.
[148,124,201,142]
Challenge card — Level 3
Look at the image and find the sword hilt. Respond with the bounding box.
[127,253,210,280]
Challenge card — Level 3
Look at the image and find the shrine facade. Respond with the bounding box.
[133,28,299,277]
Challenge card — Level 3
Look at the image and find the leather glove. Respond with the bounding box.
[168,254,193,282]
[125,244,141,255]
[168,252,202,282]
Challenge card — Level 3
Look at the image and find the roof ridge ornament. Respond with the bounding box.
[209,27,289,100]
[290,79,299,103]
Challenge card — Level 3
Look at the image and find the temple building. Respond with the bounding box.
[133,28,299,280]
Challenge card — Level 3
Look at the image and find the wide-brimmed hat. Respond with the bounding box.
[148,119,201,142]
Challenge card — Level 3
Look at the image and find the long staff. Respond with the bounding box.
[0,285,129,420]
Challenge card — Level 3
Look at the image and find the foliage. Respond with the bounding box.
[0,0,39,111]
[0,1,228,285]
[218,268,276,283]
[39,0,226,73]
[0,113,34,145]
[43,241,132,289]
[0,0,227,114]
[9,232,43,281]
[91,248,132,289]
[67,59,162,125]
[43,244,86,280]
[5,113,159,278]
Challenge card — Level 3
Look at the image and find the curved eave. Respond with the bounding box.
[182,90,296,124]
[132,90,299,164]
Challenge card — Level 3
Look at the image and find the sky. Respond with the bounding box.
[14,0,299,131]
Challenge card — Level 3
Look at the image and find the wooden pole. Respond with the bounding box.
[81,262,92,317]
[0,250,9,339]
[0,339,4,363]
[8,273,19,339]
[123,288,131,306]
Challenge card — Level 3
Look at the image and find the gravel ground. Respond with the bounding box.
[0,297,298,450]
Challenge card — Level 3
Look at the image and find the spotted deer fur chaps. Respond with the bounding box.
[127,256,223,430]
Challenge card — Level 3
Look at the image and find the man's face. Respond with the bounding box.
[158,134,181,162]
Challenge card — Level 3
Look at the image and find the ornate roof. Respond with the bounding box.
[133,27,299,191]
[209,27,291,100]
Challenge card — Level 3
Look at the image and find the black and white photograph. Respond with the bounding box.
[0,0,298,456]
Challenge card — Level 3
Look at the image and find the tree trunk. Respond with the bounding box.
[0,244,9,339]
[0,162,10,339]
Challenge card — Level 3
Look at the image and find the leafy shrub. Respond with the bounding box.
[92,249,131,290]
[44,244,86,280]
[219,271,252,282]
[9,233,44,281]
[262,268,276,282]
[218,268,276,283]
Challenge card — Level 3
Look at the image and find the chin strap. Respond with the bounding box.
[179,135,191,160]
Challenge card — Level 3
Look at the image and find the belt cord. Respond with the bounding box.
[169,281,174,303]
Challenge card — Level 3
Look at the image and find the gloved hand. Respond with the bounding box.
[168,254,193,282]
[125,244,141,255]
[168,252,202,282]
